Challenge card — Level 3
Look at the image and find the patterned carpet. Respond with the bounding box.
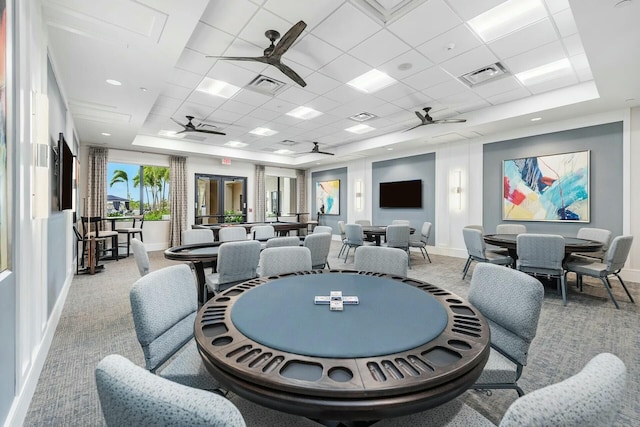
[24,242,640,426]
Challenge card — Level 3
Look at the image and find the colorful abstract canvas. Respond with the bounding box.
[503,151,589,222]
[316,179,340,215]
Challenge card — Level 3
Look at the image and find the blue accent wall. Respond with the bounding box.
[372,153,436,244]
[0,272,16,422]
[311,167,347,233]
[482,122,623,237]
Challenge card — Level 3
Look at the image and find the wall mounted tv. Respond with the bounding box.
[379,179,422,208]
[58,132,74,211]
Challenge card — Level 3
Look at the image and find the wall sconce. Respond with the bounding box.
[451,170,462,211]
[355,180,363,211]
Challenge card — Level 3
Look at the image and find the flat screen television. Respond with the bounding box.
[58,132,74,211]
[379,179,422,208]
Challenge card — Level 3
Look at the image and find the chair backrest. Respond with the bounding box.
[218,226,247,242]
[82,216,106,236]
[391,219,410,225]
[345,223,364,246]
[468,263,544,367]
[577,227,612,251]
[604,235,633,272]
[265,236,300,248]
[496,224,526,234]
[182,228,214,245]
[217,240,261,285]
[304,232,332,269]
[420,222,432,244]
[463,227,487,260]
[355,246,408,276]
[516,234,565,271]
[129,264,197,371]
[259,247,312,276]
[355,219,371,226]
[313,225,333,234]
[250,225,275,240]
[131,215,144,229]
[499,353,626,427]
[95,354,246,427]
[386,224,410,249]
[131,238,150,277]
[466,224,485,233]
[338,221,346,239]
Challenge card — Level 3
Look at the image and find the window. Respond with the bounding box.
[265,176,297,219]
[107,162,170,220]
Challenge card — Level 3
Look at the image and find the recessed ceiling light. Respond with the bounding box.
[531,117,542,121]
[286,106,323,120]
[158,130,185,138]
[515,58,572,85]
[225,141,248,148]
[347,69,397,93]
[196,77,241,99]
[250,127,278,136]
[345,124,375,134]
[398,62,413,71]
[386,147,393,151]
[106,79,122,86]
[101,132,111,136]
[274,149,294,154]
[140,87,148,92]
[467,0,547,42]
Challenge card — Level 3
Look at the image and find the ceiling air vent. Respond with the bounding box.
[349,112,377,122]
[246,74,287,96]
[459,62,508,87]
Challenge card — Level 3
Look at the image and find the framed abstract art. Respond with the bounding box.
[503,150,590,222]
[316,179,340,215]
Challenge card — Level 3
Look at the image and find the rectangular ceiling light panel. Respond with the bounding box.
[225,141,248,148]
[467,0,547,42]
[347,69,398,93]
[196,77,241,99]
[515,58,572,85]
[249,127,278,136]
[286,106,324,120]
[345,124,376,134]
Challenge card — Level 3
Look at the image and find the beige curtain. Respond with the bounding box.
[87,147,108,217]
[296,169,307,223]
[169,156,187,246]
[255,165,265,222]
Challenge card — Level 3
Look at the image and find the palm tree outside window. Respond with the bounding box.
[107,162,170,220]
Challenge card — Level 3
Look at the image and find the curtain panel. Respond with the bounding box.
[87,147,108,218]
[296,169,307,223]
[255,165,265,223]
[169,156,187,246]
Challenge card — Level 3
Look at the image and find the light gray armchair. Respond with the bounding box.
[496,224,526,234]
[304,232,332,269]
[129,264,221,391]
[355,246,408,277]
[96,354,245,427]
[409,221,432,263]
[469,263,544,396]
[182,228,215,244]
[250,225,275,240]
[131,238,150,277]
[264,236,301,248]
[218,226,248,242]
[516,233,566,305]
[205,240,261,295]
[574,227,612,261]
[259,246,312,276]
[462,227,512,279]
[343,223,364,262]
[313,225,333,234]
[386,224,411,267]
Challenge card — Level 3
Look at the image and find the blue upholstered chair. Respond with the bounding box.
[462,227,513,279]
[250,225,275,240]
[409,221,432,263]
[343,223,364,262]
[259,246,312,276]
[373,353,626,427]
[564,235,635,309]
[516,233,567,305]
[496,223,526,234]
[218,226,248,242]
[304,232,332,269]
[354,246,408,277]
[182,228,214,244]
[205,240,261,295]
[469,263,544,396]
[129,264,221,391]
[313,225,333,234]
[95,354,245,427]
[131,238,150,277]
[265,236,301,248]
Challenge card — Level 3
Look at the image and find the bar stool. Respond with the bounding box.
[81,216,119,262]
[116,215,144,257]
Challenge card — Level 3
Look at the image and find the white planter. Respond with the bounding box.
[142,220,170,251]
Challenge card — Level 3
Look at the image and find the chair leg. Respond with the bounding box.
[559,275,567,306]
[462,257,472,279]
[344,247,351,262]
[614,273,635,303]
[424,248,431,263]
[601,277,620,309]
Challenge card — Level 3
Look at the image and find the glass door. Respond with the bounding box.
[195,174,247,224]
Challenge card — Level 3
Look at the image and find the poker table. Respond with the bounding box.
[195,270,490,422]
[483,233,603,262]
[194,221,309,240]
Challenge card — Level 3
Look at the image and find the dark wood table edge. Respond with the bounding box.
[165,242,223,304]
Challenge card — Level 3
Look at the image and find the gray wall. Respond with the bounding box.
[483,122,623,237]
[0,273,16,423]
[311,167,348,233]
[372,153,436,244]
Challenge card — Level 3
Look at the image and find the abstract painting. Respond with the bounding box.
[316,179,340,215]
[503,151,589,222]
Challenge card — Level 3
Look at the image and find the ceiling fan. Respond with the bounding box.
[207,21,307,87]
[404,107,467,132]
[310,142,334,156]
[170,115,226,136]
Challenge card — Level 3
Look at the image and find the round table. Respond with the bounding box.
[195,270,490,422]
[362,225,416,246]
[164,242,222,304]
[483,234,603,262]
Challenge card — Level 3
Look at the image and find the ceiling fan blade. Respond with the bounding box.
[207,56,269,64]
[414,110,426,122]
[317,151,335,156]
[271,21,307,58]
[433,119,467,124]
[195,129,226,135]
[274,62,307,87]
[170,117,186,128]
[403,123,426,132]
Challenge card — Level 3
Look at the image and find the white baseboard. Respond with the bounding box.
[619,268,640,284]
[146,242,169,252]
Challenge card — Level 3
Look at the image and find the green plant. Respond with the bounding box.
[223,210,243,223]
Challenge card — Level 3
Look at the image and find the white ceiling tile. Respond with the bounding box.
[403,66,452,90]
[263,0,344,30]
[348,29,411,67]
[238,9,294,48]
[377,50,434,81]
[368,102,404,117]
[544,0,570,14]
[302,72,343,95]
[437,90,484,107]
[271,114,305,126]
[455,99,491,113]
[248,108,281,121]
[562,33,585,57]
[312,3,382,51]
[526,73,579,94]
[154,95,182,109]
[390,93,434,110]
[318,54,371,82]
[175,47,213,75]
[200,0,260,36]
[284,33,343,71]
[416,25,483,64]
[161,83,192,100]
[471,76,523,98]
[260,97,298,112]
[186,22,235,56]
[232,90,272,107]
[169,68,203,89]
[422,79,468,99]
[553,9,578,38]
[439,45,499,78]
[485,87,531,104]
[503,41,567,74]
[306,96,341,113]
[373,82,417,102]
[275,86,318,105]
[575,66,593,82]
[178,102,219,120]
[445,0,506,21]
[569,53,591,72]
[184,90,227,109]
[323,84,367,103]
[488,19,558,60]
[206,61,263,88]
[387,0,461,47]
[220,99,256,114]
[149,103,175,117]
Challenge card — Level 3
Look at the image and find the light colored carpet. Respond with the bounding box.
[24,242,640,426]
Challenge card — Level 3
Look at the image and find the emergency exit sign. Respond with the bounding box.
[221,158,231,165]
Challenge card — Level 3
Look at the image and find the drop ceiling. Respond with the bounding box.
[44,0,640,167]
